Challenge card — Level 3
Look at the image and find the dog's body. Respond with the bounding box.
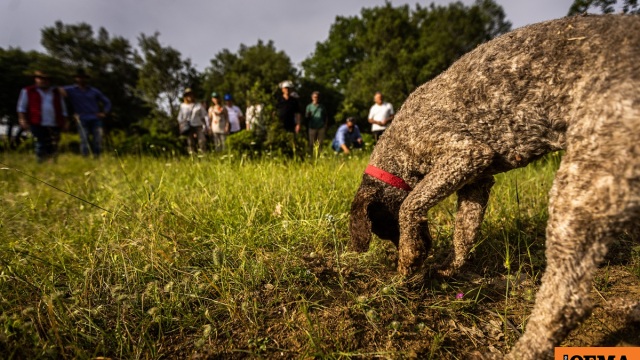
[349,15,639,359]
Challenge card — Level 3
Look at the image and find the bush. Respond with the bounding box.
[263,121,307,158]
[226,130,262,155]
[108,129,183,156]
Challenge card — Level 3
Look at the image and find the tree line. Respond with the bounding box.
[0,0,636,155]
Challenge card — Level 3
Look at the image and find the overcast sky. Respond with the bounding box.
[1,0,578,71]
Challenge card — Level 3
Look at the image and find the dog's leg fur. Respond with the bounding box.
[507,165,628,359]
[507,100,640,359]
[438,177,495,276]
[398,138,495,276]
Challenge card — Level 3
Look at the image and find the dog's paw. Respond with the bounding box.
[396,264,431,290]
[435,265,458,278]
[397,255,426,277]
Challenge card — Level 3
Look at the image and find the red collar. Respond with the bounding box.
[364,165,412,191]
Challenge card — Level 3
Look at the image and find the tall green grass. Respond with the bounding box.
[0,152,369,358]
[0,151,635,359]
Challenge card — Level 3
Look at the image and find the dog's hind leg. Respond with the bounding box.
[438,176,495,276]
[507,130,640,359]
[397,138,495,277]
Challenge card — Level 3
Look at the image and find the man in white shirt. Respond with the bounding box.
[224,94,244,134]
[367,91,394,142]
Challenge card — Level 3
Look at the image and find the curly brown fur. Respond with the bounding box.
[349,14,640,359]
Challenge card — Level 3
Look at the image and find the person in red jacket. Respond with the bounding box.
[17,70,68,162]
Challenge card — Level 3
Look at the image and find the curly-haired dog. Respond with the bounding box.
[349,15,639,359]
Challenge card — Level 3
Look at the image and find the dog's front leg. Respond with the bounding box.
[439,176,495,276]
[397,143,494,277]
[397,192,433,278]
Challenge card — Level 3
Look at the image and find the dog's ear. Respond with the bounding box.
[349,183,374,252]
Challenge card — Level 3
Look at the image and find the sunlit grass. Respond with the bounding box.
[0,150,636,358]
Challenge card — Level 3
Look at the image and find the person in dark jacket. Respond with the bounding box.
[62,69,111,158]
[275,80,301,134]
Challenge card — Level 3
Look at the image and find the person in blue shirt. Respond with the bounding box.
[62,69,111,158]
[332,117,363,154]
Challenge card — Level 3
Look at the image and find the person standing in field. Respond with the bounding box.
[305,91,329,154]
[276,80,301,134]
[245,99,264,133]
[332,117,363,155]
[367,91,394,142]
[62,69,111,158]
[224,94,244,135]
[17,70,69,163]
[208,92,229,152]
[177,88,207,154]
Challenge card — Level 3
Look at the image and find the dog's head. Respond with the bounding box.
[349,175,407,251]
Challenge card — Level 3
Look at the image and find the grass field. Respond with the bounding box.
[1,151,638,359]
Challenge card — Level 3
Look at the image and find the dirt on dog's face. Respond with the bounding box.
[349,176,407,251]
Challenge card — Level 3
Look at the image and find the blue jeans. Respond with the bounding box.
[79,119,103,157]
[30,125,61,162]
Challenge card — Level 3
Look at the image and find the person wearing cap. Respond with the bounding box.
[223,94,244,134]
[177,88,207,154]
[332,117,363,154]
[207,92,229,151]
[17,70,69,162]
[367,91,394,142]
[61,68,111,158]
[276,80,301,134]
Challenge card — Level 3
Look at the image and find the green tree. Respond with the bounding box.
[341,3,417,116]
[0,48,35,121]
[41,22,98,69]
[301,15,365,91]
[136,32,200,134]
[202,40,298,110]
[40,21,148,133]
[0,48,65,146]
[302,0,511,128]
[568,0,639,14]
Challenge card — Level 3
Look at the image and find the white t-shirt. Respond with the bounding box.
[368,102,394,132]
[226,105,242,132]
[245,104,264,130]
